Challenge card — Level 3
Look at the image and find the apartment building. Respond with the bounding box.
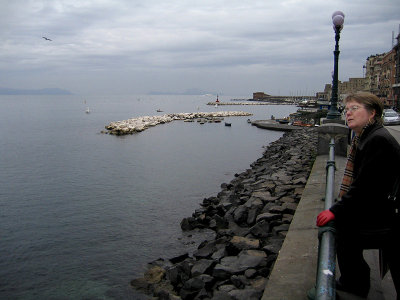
[380,49,396,105]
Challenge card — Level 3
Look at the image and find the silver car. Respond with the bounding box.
[383,109,400,126]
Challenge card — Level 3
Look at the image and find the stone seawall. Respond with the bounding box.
[131,128,318,300]
[103,111,252,135]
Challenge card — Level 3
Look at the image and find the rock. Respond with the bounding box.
[272,224,290,235]
[249,190,273,202]
[228,288,261,300]
[193,240,217,259]
[280,196,296,203]
[255,212,282,223]
[249,221,270,238]
[130,265,166,294]
[263,240,283,255]
[231,275,248,288]
[268,205,286,214]
[165,265,180,287]
[283,202,298,214]
[244,268,257,279]
[213,251,267,278]
[209,214,229,230]
[211,290,234,300]
[153,281,177,299]
[180,217,195,231]
[180,274,215,299]
[191,259,216,277]
[250,276,268,292]
[130,277,152,293]
[293,177,308,185]
[211,246,227,260]
[169,253,189,264]
[144,265,165,284]
[233,205,248,224]
[229,236,260,250]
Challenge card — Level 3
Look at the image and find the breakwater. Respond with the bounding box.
[131,128,318,300]
[103,111,252,135]
[207,102,294,106]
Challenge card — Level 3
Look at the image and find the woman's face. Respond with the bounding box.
[345,100,375,135]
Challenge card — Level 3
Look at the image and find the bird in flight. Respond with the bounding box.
[42,37,52,41]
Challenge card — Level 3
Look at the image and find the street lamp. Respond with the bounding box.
[326,11,345,120]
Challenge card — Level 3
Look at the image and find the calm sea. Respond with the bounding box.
[0,94,297,299]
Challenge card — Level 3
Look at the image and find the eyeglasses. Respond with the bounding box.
[343,105,362,114]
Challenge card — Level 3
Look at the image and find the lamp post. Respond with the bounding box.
[326,11,345,120]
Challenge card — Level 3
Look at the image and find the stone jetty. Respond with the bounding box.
[207,102,294,106]
[104,111,252,135]
[131,128,318,300]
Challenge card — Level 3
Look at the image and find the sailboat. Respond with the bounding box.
[85,107,90,114]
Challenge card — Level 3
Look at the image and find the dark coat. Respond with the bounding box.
[330,123,400,232]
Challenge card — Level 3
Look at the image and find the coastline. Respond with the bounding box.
[131,127,318,299]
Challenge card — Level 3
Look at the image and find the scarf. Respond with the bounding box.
[339,121,374,198]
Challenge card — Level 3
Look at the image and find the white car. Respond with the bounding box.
[383,109,400,126]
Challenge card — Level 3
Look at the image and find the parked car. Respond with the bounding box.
[383,109,400,126]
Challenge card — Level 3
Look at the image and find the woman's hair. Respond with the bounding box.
[344,92,383,124]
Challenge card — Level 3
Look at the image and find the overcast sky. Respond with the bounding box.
[1,0,399,97]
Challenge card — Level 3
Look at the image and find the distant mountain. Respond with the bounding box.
[0,87,73,95]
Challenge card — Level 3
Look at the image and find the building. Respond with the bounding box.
[253,92,269,100]
[365,53,385,95]
[340,77,366,95]
[393,32,400,109]
[379,49,396,106]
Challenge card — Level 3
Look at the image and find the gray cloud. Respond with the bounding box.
[0,0,399,96]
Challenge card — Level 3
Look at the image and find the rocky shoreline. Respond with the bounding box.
[131,128,318,300]
[103,111,252,135]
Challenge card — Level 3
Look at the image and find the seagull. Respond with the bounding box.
[42,36,52,41]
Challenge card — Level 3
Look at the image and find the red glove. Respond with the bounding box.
[316,210,335,227]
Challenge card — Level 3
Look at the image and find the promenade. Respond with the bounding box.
[262,125,400,300]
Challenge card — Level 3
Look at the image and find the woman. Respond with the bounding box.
[316,92,400,298]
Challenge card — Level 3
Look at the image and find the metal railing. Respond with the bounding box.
[308,137,337,300]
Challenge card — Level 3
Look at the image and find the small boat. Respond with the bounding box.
[225,122,231,126]
[156,109,163,112]
[275,118,289,124]
[247,119,251,123]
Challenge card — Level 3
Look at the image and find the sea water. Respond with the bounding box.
[0,94,297,299]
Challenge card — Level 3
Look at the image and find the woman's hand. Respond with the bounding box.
[316,210,335,226]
